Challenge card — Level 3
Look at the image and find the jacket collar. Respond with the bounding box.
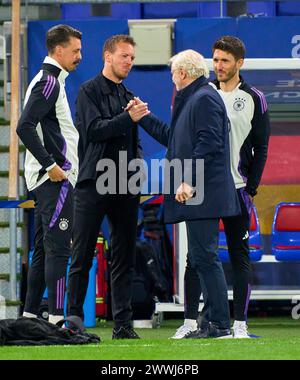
[212,75,245,90]
[176,75,208,100]
[42,56,69,82]
[96,72,134,97]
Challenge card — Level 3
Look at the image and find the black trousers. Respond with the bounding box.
[67,180,140,328]
[184,188,252,323]
[24,179,73,316]
[186,218,230,330]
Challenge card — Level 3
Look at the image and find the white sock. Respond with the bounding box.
[184,318,197,329]
[23,312,37,318]
[48,314,64,325]
[234,320,246,327]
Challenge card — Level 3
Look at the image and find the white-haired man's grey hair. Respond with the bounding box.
[169,49,209,79]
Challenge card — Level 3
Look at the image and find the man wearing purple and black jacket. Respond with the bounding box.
[17,25,82,325]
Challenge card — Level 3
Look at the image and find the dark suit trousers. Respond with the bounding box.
[185,218,230,329]
[67,179,139,328]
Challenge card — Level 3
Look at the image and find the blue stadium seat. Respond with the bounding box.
[61,4,92,19]
[218,205,263,262]
[272,202,300,261]
[111,4,142,19]
[276,1,300,16]
[142,2,222,19]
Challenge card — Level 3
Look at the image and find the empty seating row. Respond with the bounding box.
[219,202,300,262]
[61,2,300,20]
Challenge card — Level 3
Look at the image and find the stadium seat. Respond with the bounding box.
[218,205,263,262]
[61,4,92,19]
[272,202,300,261]
[276,1,300,16]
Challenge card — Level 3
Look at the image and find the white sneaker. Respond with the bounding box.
[171,323,197,339]
[233,320,251,339]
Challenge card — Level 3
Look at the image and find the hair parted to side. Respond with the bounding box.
[102,34,136,60]
[46,24,82,54]
[169,49,209,79]
[213,36,246,61]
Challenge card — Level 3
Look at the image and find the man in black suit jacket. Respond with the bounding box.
[67,35,149,339]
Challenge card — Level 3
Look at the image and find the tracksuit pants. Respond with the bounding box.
[24,179,73,316]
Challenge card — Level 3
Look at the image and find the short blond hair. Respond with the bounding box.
[169,49,209,79]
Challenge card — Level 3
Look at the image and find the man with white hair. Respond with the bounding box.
[129,49,240,338]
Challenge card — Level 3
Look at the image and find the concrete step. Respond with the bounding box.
[0,151,25,171]
[0,296,20,319]
[0,105,4,119]
[0,253,21,275]
[0,225,24,247]
[0,207,24,223]
[0,278,21,300]
[0,125,27,147]
[0,175,25,197]
[0,124,10,145]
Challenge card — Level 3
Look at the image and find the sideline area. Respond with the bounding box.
[1,317,300,360]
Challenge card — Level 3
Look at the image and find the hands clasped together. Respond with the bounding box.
[126,97,194,204]
[126,97,150,123]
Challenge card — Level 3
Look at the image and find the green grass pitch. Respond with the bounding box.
[0,317,300,360]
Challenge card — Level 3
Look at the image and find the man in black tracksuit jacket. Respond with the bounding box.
[67,35,149,339]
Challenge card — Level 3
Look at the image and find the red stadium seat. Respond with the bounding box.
[272,203,300,261]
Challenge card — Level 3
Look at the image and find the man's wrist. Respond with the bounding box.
[46,163,57,172]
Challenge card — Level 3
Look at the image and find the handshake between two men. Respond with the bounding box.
[125,96,195,204]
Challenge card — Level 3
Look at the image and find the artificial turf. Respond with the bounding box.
[0,317,299,360]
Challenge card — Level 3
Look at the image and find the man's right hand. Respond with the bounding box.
[48,165,67,182]
[127,97,150,122]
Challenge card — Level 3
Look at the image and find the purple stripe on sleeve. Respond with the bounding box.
[42,75,51,97]
[49,181,70,229]
[45,76,56,100]
[238,157,248,185]
[240,187,253,215]
[43,75,53,99]
[61,140,72,171]
[251,87,268,114]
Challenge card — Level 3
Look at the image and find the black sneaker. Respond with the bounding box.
[185,327,209,339]
[208,323,232,339]
[112,326,140,340]
[185,323,232,339]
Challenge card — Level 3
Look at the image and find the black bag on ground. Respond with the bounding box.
[131,203,173,320]
[132,241,156,320]
[0,316,100,346]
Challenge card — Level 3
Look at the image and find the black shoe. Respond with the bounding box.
[208,323,232,339]
[185,323,232,339]
[112,326,140,340]
[185,327,209,339]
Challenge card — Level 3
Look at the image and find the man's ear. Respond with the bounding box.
[179,69,187,80]
[104,50,111,63]
[54,45,63,58]
[237,58,244,70]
